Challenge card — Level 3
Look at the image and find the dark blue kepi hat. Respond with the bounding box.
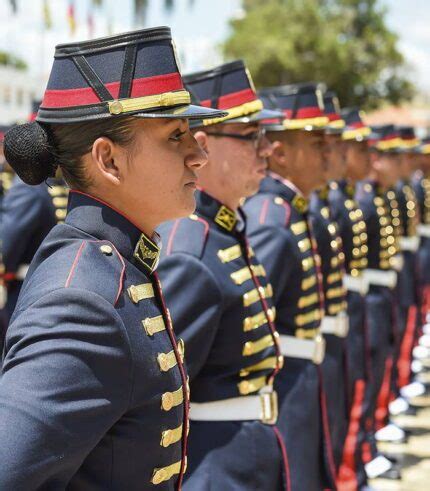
[37,26,227,124]
[323,91,345,134]
[259,82,328,131]
[341,107,371,141]
[183,60,283,127]
[368,124,402,152]
[397,126,420,152]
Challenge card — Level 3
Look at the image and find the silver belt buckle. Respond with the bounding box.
[260,391,278,425]
[312,335,326,364]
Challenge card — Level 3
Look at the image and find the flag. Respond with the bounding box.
[87,10,94,38]
[68,1,76,35]
[43,0,52,29]
[9,0,17,14]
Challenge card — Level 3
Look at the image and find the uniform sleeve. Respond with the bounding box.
[0,287,133,489]
[247,225,295,305]
[158,253,223,380]
[1,183,44,271]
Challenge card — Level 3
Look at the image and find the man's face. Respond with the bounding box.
[198,122,272,200]
[117,118,208,225]
[293,129,327,190]
[344,140,370,182]
[324,133,346,181]
[371,151,399,188]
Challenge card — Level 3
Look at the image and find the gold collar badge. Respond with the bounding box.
[292,195,308,214]
[133,233,161,274]
[214,205,237,232]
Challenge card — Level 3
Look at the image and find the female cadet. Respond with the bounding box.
[0,27,225,490]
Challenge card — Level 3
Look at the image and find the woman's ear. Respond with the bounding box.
[270,140,287,166]
[91,137,121,185]
[193,130,210,154]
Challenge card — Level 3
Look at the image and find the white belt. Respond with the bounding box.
[16,264,29,281]
[189,387,278,425]
[363,269,397,289]
[320,313,349,338]
[417,224,430,238]
[343,274,369,295]
[278,334,325,364]
[0,285,6,309]
[390,254,404,272]
[399,236,419,252]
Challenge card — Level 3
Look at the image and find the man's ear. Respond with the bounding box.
[193,131,210,154]
[269,140,287,167]
[91,137,121,186]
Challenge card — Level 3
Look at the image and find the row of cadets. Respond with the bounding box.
[327,106,371,489]
[0,100,69,337]
[354,124,403,480]
[156,61,289,490]
[244,83,337,490]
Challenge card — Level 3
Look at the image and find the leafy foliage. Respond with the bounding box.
[0,51,27,70]
[223,0,415,109]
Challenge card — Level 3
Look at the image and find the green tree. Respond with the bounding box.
[223,0,414,109]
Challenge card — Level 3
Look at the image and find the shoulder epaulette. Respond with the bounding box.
[163,215,209,259]
[248,193,292,228]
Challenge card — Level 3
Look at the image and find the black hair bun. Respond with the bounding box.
[4,122,57,185]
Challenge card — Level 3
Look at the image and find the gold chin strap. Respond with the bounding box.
[342,125,371,141]
[108,89,191,115]
[202,99,263,126]
[283,116,329,130]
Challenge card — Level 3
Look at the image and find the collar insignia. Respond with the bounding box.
[292,195,308,213]
[214,205,237,232]
[133,233,161,274]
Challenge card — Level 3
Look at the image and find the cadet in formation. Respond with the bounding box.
[157,60,288,490]
[244,83,337,491]
[0,26,226,489]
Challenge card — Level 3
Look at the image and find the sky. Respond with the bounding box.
[0,0,428,95]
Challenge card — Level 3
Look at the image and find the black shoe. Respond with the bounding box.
[377,466,402,480]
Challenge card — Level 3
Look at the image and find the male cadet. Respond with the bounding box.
[328,108,371,490]
[354,125,403,480]
[413,137,430,353]
[157,60,289,490]
[244,83,338,491]
[389,126,426,405]
[309,90,349,473]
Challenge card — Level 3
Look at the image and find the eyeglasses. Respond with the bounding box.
[206,128,267,150]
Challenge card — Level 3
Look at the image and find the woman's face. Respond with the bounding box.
[120,118,207,229]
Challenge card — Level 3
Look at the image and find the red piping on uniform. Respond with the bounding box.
[318,366,338,488]
[42,72,183,108]
[397,304,417,388]
[70,190,146,235]
[199,88,256,110]
[337,379,366,491]
[375,356,393,431]
[272,425,291,491]
[65,241,86,288]
[152,272,189,490]
[166,220,181,256]
[259,198,269,224]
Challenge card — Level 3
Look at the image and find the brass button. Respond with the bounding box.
[100,245,113,255]
[152,468,167,485]
[161,392,174,411]
[239,380,250,394]
[110,100,123,115]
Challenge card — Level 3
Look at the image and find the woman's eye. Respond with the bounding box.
[170,130,186,142]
